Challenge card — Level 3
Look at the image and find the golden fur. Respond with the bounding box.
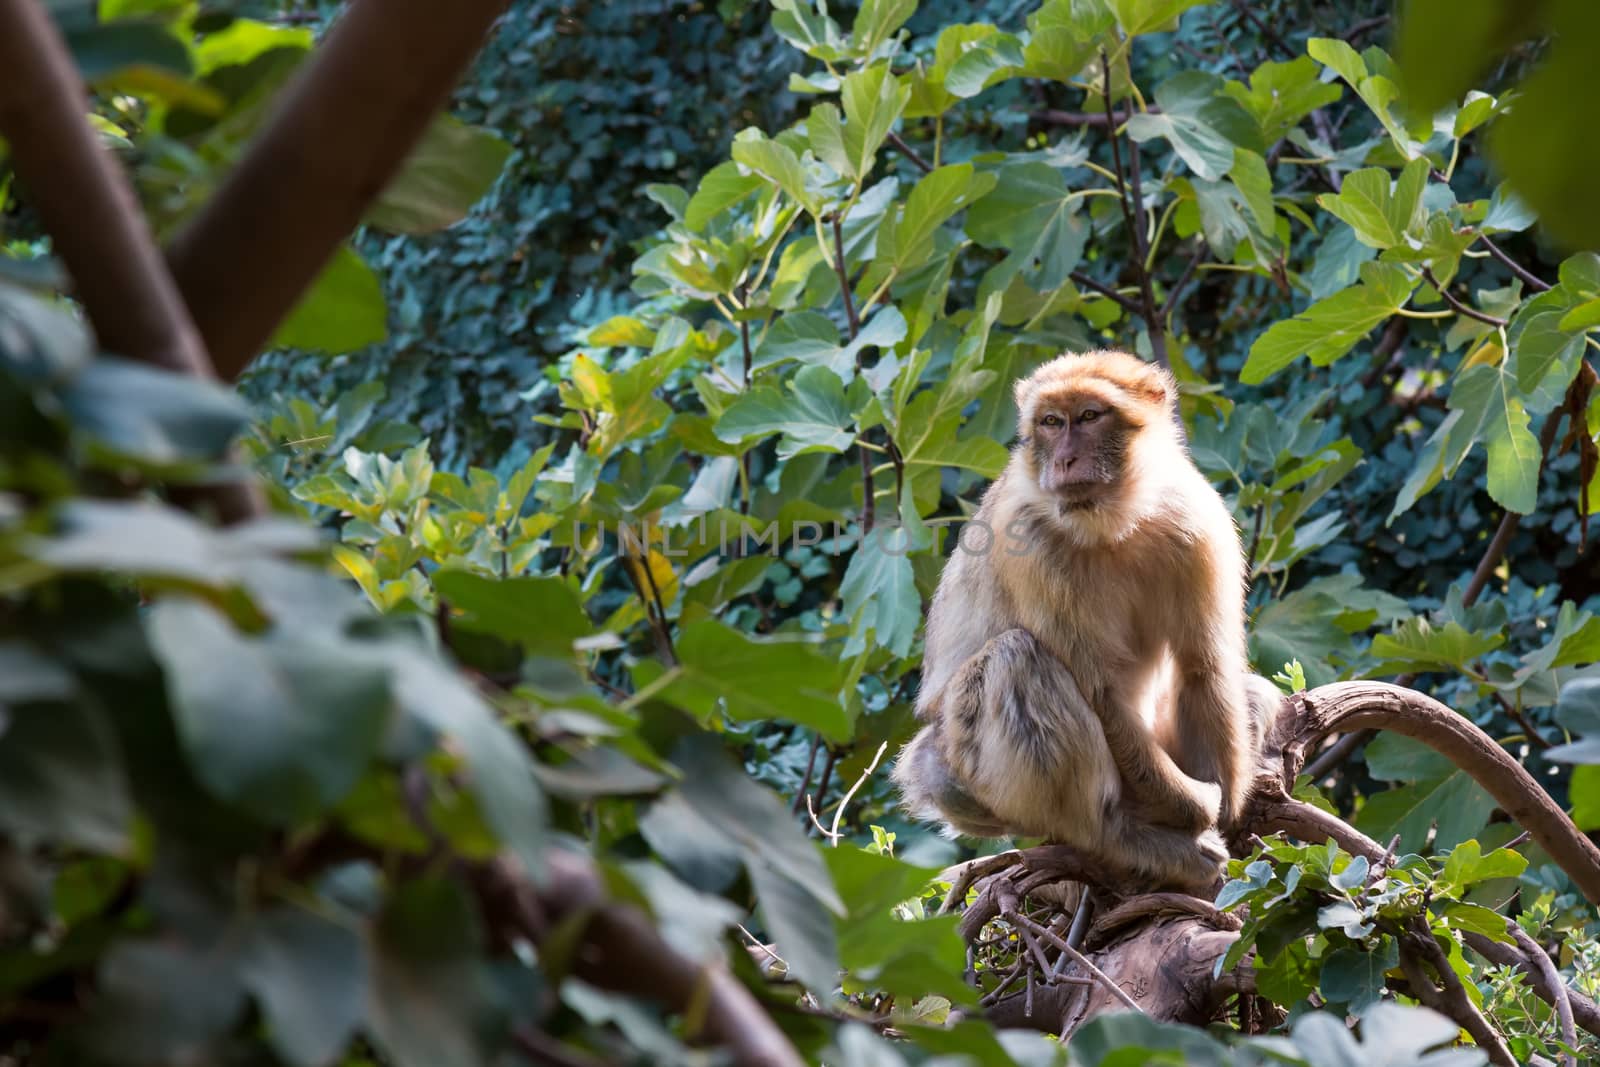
[892,350,1260,891]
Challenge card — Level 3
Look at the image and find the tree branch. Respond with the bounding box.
[0,0,263,524]
[1030,107,1153,128]
[165,0,512,381]
[1288,682,1600,903]
[885,130,933,174]
[1481,234,1552,293]
[1069,270,1141,313]
[1422,267,1509,327]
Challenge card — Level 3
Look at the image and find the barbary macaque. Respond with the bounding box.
[893,350,1275,891]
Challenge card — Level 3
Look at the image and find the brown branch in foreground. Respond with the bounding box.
[1288,682,1600,904]
[485,852,804,1067]
[166,0,512,381]
[0,0,263,524]
[1481,234,1553,293]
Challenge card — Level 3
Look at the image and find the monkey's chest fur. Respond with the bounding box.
[995,500,1194,700]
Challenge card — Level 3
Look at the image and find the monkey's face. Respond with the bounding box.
[1026,394,1131,507]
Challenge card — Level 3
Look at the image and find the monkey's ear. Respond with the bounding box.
[1136,366,1176,409]
[1013,375,1036,415]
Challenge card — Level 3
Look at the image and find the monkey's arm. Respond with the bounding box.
[1095,693,1223,832]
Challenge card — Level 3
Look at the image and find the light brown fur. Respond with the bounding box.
[892,350,1265,892]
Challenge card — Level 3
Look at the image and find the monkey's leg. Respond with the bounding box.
[936,629,1226,892]
[891,722,1011,838]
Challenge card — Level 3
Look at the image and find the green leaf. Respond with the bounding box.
[653,619,852,741]
[1439,839,1528,895]
[1308,37,1422,160]
[241,907,369,1067]
[61,357,250,467]
[1319,939,1398,1014]
[834,64,912,180]
[1105,0,1209,36]
[368,115,511,234]
[851,0,917,57]
[683,160,766,231]
[1446,362,1542,514]
[1316,158,1429,249]
[754,306,906,378]
[750,862,841,994]
[770,0,848,62]
[64,20,191,81]
[889,163,998,275]
[369,878,490,1067]
[1242,262,1414,383]
[1508,288,1588,414]
[271,245,388,353]
[840,526,921,656]
[944,32,1024,98]
[1222,57,1343,143]
[1570,764,1600,827]
[715,364,856,457]
[1369,614,1504,674]
[965,161,1088,292]
[731,128,820,214]
[0,702,131,852]
[1353,770,1495,853]
[431,571,592,657]
[148,599,393,826]
[1125,71,1261,182]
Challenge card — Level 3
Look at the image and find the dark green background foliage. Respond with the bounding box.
[9,0,1600,1063]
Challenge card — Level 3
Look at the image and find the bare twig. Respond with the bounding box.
[791,734,825,814]
[1030,107,1154,128]
[1006,908,1144,1014]
[1422,266,1509,327]
[166,0,513,380]
[832,214,876,531]
[1406,922,1516,1066]
[1509,925,1578,1067]
[826,741,888,845]
[1070,270,1141,313]
[885,131,933,174]
[1161,240,1208,318]
[1481,234,1553,293]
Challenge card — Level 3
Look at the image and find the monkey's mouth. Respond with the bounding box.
[1057,498,1101,514]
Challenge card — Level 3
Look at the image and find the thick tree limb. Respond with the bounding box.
[1286,681,1600,903]
[0,0,263,524]
[165,0,512,381]
[498,851,806,1067]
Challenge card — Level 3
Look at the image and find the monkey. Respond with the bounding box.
[892,349,1275,892]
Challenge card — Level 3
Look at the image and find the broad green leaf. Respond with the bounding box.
[271,245,388,353]
[1229,147,1275,236]
[750,862,841,994]
[1308,37,1423,159]
[241,907,368,1067]
[1242,262,1414,383]
[965,161,1089,293]
[770,0,849,62]
[61,356,250,467]
[1447,362,1542,513]
[148,599,393,827]
[0,702,130,852]
[684,160,766,231]
[368,115,511,234]
[369,878,489,1067]
[731,129,820,214]
[431,571,592,657]
[1438,839,1528,895]
[1316,158,1429,249]
[889,163,998,275]
[944,32,1024,98]
[715,364,856,457]
[1369,614,1504,674]
[1353,770,1495,853]
[1571,765,1600,827]
[1125,71,1261,182]
[654,618,852,740]
[905,23,1002,118]
[1022,1,1097,83]
[1319,939,1398,1014]
[1105,0,1208,36]
[1307,221,1378,300]
[839,65,911,181]
[1222,57,1343,143]
[840,524,921,656]
[851,0,917,56]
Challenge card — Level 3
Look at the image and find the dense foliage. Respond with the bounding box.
[7,0,1600,1063]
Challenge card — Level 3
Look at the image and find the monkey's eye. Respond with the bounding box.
[1077,409,1103,424]
[1039,413,1064,428]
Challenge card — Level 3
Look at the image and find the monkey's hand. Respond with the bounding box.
[1129,773,1221,834]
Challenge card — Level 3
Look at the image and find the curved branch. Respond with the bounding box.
[0,0,263,524]
[166,0,511,380]
[1289,682,1600,904]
